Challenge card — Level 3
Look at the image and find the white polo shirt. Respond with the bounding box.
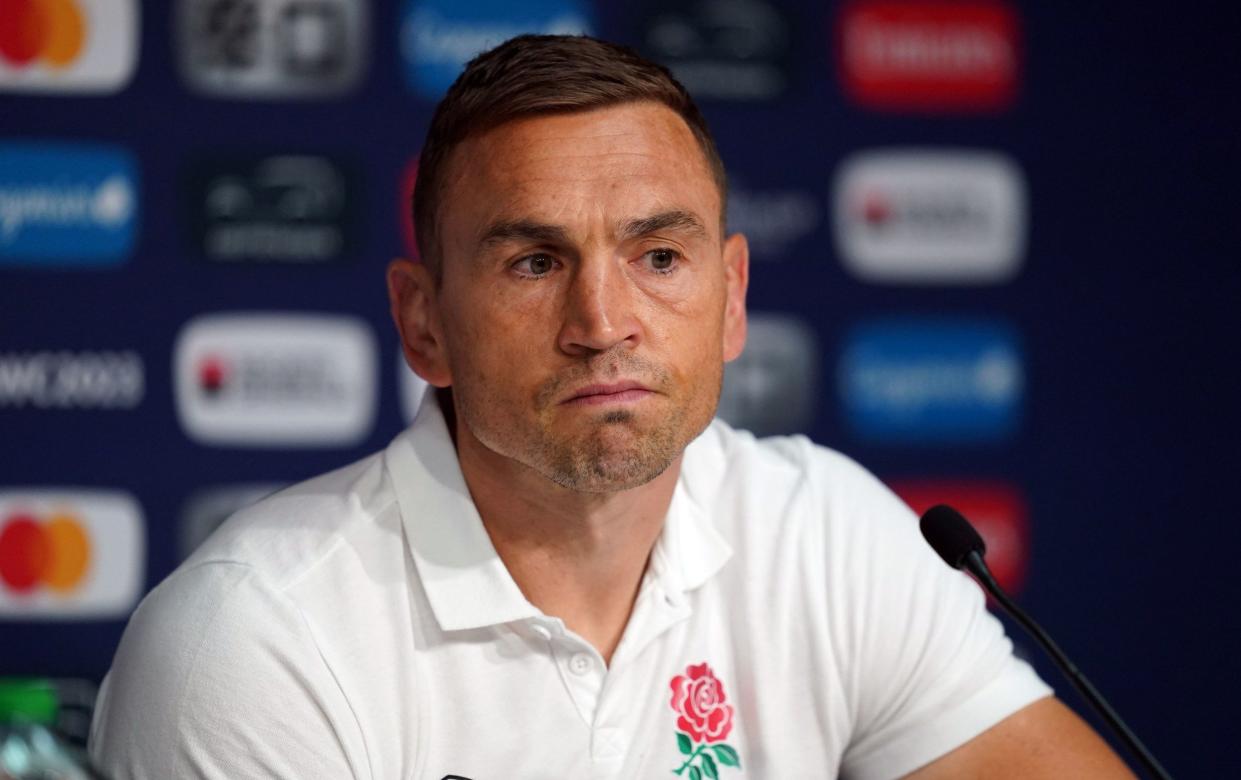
[90,392,1050,779]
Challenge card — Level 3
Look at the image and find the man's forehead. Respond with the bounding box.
[439,102,721,230]
[469,101,702,158]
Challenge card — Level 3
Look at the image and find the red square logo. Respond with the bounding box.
[889,479,1029,594]
[836,0,1021,113]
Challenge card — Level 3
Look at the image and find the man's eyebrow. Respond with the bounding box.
[476,210,710,249]
[619,210,709,241]
[478,219,571,249]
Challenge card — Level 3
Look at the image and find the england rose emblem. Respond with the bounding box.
[669,662,742,777]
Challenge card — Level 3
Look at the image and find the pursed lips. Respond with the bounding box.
[561,380,654,406]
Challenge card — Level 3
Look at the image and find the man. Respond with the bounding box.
[90,35,1132,778]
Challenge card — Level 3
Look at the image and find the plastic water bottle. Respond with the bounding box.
[0,678,106,780]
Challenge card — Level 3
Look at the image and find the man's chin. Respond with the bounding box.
[540,426,678,493]
[544,450,674,493]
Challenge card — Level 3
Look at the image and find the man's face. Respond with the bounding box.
[428,101,747,493]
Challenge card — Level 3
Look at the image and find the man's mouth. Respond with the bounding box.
[561,380,654,406]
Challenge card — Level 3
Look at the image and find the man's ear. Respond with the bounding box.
[721,232,749,362]
[387,258,452,388]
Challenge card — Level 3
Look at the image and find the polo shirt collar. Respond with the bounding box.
[386,391,540,632]
[651,426,734,601]
[385,392,733,632]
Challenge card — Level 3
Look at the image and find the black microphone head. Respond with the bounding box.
[919,504,987,570]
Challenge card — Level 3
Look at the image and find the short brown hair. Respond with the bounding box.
[412,34,727,277]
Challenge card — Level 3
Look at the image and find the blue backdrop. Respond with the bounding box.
[2,1,1237,775]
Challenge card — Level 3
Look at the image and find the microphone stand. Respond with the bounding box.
[963,550,1173,780]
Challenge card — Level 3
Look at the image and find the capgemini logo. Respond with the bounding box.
[838,318,1024,443]
[0,143,139,266]
[0,175,134,239]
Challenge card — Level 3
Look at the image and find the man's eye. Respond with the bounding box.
[514,254,555,277]
[646,248,680,273]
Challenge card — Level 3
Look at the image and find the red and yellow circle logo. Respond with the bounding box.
[0,511,92,595]
[0,0,87,69]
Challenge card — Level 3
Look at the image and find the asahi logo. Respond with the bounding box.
[174,313,377,447]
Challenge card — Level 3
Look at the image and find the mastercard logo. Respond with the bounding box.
[0,0,137,93]
[0,489,143,617]
[0,0,87,69]
[0,511,92,595]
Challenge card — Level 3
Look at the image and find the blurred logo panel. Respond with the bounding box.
[176,0,367,98]
[397,349,429,425]
[174,313,377,447]
[836,0,1019,112]
[0,0,139,93]
[0,489,144,619]
[0,142,139,267]
[178,483,283,560]
[0,351,144,410]
[889,479,1029,593]
[838,318,1023,443]
[832,149,1025,284]
[185,154,357,264]
[726,180,821,260]
[400,0,593,99]
[638,0,791,101]
[717,314,818,436]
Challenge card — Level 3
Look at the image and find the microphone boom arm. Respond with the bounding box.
[962,549,1173,780]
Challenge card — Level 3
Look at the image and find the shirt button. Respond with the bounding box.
[568,652,593,675]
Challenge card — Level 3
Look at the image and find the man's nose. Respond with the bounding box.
[557,256,642,356]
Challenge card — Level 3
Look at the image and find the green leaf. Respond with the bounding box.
[700,753,719,779]
[676,732,693,755]
[712,744,741,768]
[688,767,702,780]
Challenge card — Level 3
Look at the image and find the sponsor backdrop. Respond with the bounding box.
[1,0,1237,773]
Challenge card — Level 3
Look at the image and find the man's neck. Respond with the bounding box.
[452,416,680,666]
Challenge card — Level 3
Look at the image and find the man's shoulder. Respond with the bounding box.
[182,448,402,590]
[691,419,896,511]
[687,418,922,572]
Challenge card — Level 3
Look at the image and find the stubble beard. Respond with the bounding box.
[455,350,721,494]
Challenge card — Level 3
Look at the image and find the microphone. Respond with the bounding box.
[919,504,1172,780]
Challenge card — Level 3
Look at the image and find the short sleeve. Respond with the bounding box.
[818,453,1053,780]
[88,562,368,780]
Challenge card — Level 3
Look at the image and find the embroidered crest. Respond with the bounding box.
[669,662,742,777]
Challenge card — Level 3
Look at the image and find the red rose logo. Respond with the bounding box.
[669,662,742,777]
[670,662,734,742]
